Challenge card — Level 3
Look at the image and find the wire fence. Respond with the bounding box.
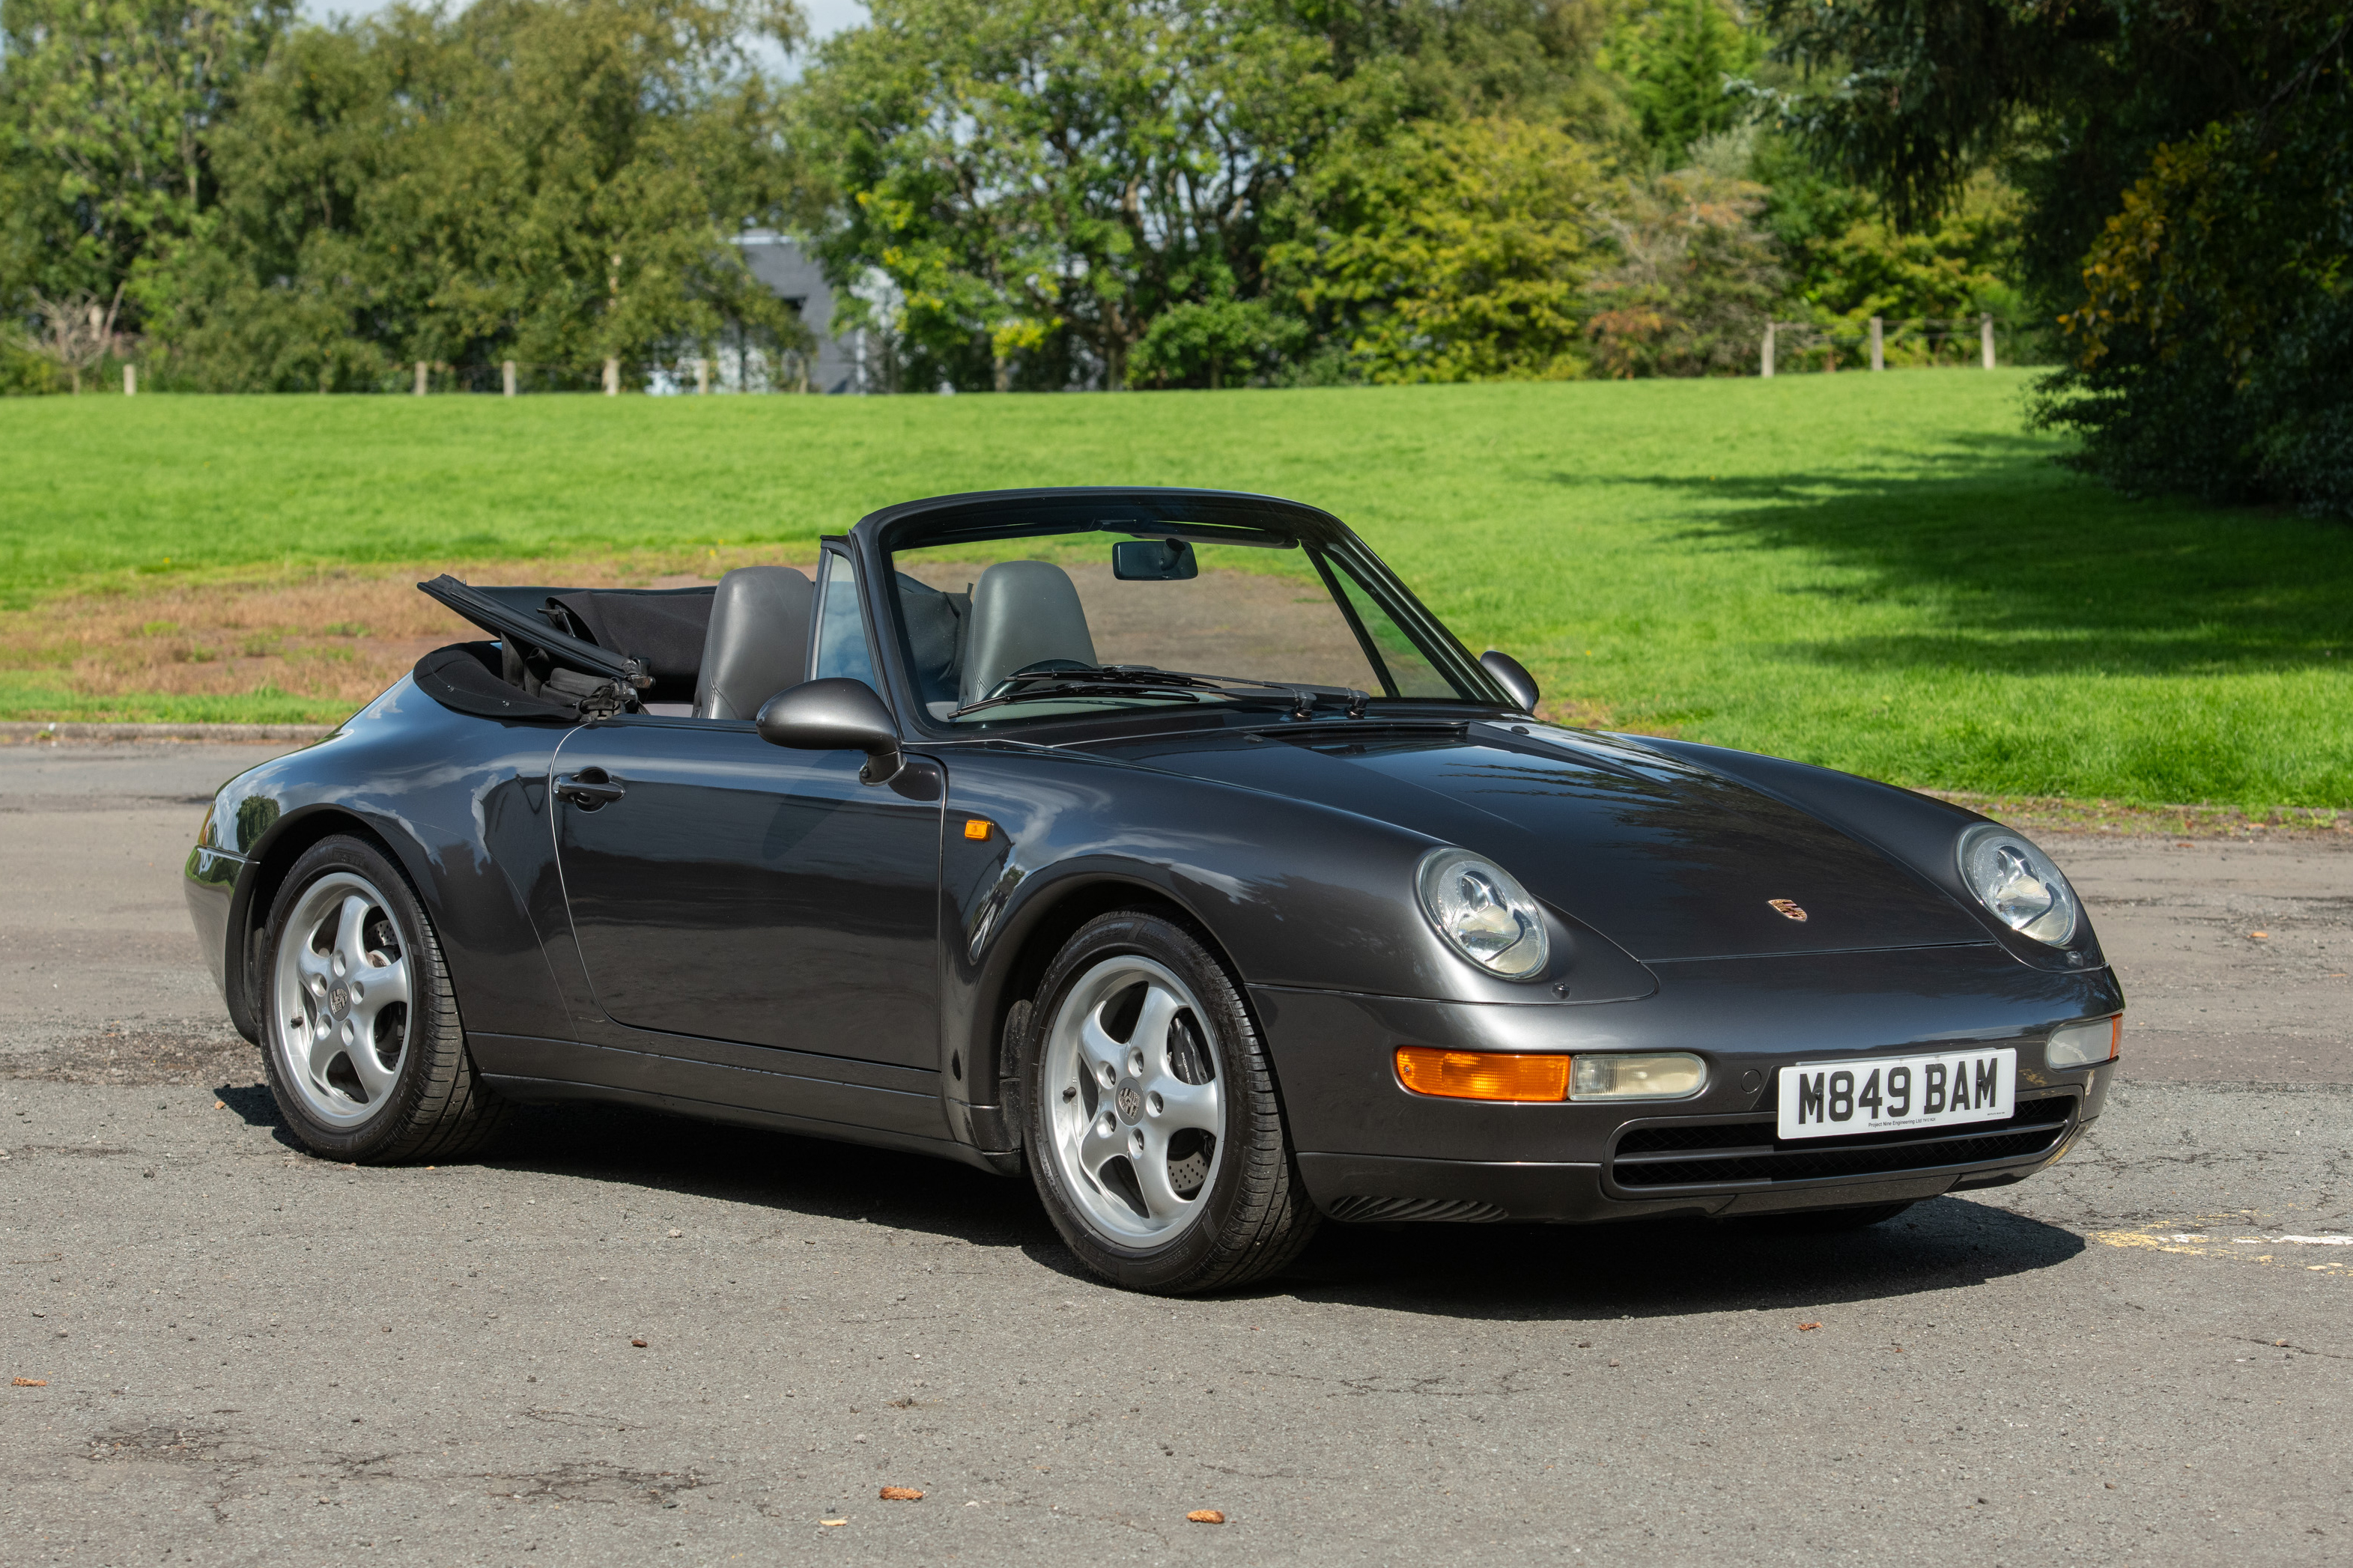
[1758,314,2052,376]
[406,350,825,396]
[85,317,2050,395]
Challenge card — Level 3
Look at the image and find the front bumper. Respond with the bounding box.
[1256,944,2122,1224]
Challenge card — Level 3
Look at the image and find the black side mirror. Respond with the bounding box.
[1111,539,1198,580]
[1480,650,1540,714]
[756,678,903,784]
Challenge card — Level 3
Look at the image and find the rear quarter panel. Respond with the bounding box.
[199,677,583,1047]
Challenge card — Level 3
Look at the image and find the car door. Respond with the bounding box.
[549,545,944,1071]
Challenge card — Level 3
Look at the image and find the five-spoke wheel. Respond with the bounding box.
[1024,910,1318,1293]
[258,835,507,1162]
[272,871,412,1122]
[1042,955,1224,1242]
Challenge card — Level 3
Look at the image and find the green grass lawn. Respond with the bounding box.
[4,371,2349,806]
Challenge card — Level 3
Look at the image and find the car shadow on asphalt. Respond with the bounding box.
[214,1086,2083,1313]
[1268,1198,2085,1320]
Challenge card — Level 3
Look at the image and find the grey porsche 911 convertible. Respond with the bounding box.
[184,487,2121,1292]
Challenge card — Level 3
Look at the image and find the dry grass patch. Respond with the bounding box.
[1934,792,2350,843]
[0,549,811,712]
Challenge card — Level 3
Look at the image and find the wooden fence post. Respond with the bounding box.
[1981,313,1996,369]
[123,364,136,396]
[502,360,517,398]
[1761,321,1776,378]
[1869,317,1884,371]
[414,360,428,396]
[695,358,710,395]
[603,357,619,396]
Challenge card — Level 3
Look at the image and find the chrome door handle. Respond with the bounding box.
[553,771,625,807]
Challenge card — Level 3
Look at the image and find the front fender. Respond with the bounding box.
[932,745,1654,1149]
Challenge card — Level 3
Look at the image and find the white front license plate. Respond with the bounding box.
[1776,1048,2016,1141]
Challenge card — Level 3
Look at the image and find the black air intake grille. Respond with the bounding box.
[1325,1196,1511,1224]
[1609,1096,2076,1191]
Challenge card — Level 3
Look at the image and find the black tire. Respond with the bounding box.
[1740,1200,1916,1234]
[257,834,508,1163]
[1021,910,1319,1293]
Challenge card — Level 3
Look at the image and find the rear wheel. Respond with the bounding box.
[1023,911,1317,1293]
[259,834,508,1163]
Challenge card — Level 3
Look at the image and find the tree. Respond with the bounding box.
[1583,164,1779,376]
[789,0,1334,392]
[1272,115,1605,383]
[1603,0,1762,165]
[1754,1,2353,514]
[0,0,291,328]
[141,0,807,390]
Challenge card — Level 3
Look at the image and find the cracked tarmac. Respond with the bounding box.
[3,742,2348,1565]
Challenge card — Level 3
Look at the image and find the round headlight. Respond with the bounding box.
[1415,848,1549,979]
[1957,824,2078,946]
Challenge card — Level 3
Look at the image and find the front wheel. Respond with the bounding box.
[1023,911,1318,1293]
[258,834,508,1163]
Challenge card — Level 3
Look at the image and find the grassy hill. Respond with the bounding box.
[3,371,2347,808]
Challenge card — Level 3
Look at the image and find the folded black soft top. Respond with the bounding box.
[413,575,719,720]
[413,642,580,722]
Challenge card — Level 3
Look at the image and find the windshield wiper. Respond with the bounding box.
[953,666,1369,720]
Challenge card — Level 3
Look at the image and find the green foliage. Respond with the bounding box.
[1272,116,1603,383]
[0,0,292,317]
[1127,297,1304,389]
[1601,0,1761,165]
[6,373,2349,806]
[790,0,1332,392]
[1582,165,1779,376]
[1758,1,2353,515]
[133,0,806,390]
[0,333,66,394]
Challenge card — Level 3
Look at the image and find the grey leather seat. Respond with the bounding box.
[958,562,1099,708]
[693,566,813,720]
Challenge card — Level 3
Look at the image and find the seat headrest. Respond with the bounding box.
[693,566,814,721]
[959,561,1099,708]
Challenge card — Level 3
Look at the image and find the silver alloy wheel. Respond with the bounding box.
[270,871,413,1125]
[1041,955,1225,1243]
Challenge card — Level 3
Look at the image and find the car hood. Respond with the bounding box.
[1089,723,1989,963]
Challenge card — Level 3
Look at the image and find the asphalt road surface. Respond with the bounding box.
[3,741,2348,1567]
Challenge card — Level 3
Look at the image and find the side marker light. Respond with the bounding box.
[964,818,993,841]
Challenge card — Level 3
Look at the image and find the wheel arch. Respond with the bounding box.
[965,866,1257,1128]
[225,806,430,1043]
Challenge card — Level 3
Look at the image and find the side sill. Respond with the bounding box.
[469,1033,956,1146]
[478,1072,1007,1175]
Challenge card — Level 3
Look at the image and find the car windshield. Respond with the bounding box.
[886,523,1483,726]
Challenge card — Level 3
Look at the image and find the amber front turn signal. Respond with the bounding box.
[1394,1046,1570,1102]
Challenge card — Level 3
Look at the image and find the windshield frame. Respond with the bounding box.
[851,487,1513,741]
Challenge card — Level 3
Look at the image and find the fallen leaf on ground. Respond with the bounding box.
[213,1101,225,1110]
[13,1377,47,1387]
[1798,1322,1822,1331]
[1186,1509,1226,1525]
[2252,931,2270,939]
[631,1337,648,1347]
[880,1486,923,1501]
